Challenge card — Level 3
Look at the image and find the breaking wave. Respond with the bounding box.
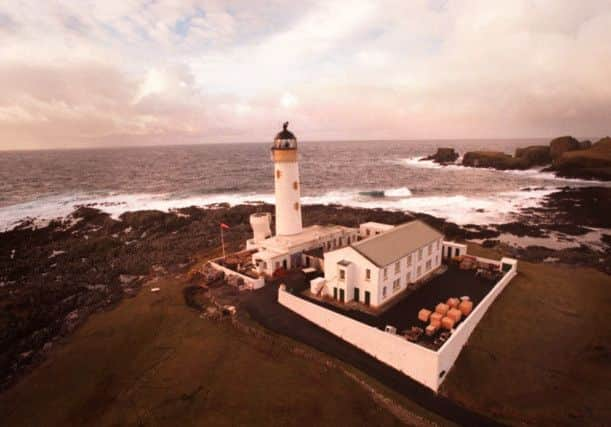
[0,186,557,232]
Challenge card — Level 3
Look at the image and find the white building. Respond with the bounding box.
[248,123,359,275]
[318,220,444,307]
[245,124,444,310]
[359,221,394,238]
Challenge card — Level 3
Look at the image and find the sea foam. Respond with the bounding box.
[0,186,558,232]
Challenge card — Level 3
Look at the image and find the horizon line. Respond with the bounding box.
[1,135,599,153]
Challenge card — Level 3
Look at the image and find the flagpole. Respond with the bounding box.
[220,225,226,259]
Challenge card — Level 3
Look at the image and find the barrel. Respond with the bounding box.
[459,299,473,316]
[446,297,459,308]
[430,312,443,326]
[425,324,438,336]
[447,308,462,323]
[418,308,432,323]
[441,316,455,330]
[435,303,449,315]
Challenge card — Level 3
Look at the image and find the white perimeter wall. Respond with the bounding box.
[279,256,519,392]
[437,264,517,379]
[210,261,265,290]
[278,287,440,390]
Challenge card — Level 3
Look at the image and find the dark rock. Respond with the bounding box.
[422,147,459,165]
[482,239,500,248]
[462,151,527,170]
[550,136,580,160]
[553,137,611,181]
[514,145,551,166]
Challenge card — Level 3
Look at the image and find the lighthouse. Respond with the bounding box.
[271,122,303,236]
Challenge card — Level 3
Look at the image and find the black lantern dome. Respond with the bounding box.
[273,122,297,149]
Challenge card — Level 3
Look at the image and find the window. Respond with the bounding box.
[418,248,423,261]
[347,236,351,244]
[394,261,400,274]
[366,229,371,236]
[428,244,432,256]
[294,202,299,211]
[426,260,432,270]
[383,267,388,280]
[339,269,345,281]
[417,266,422,277]
[293,181,298,190]
[406,254,412,266]
[393,278,400,291]
[365,269,371,281]
[276,169,281,179]
[435,256,439,265]
[382,286,387,298]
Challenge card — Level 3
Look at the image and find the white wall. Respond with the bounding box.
[442,241,467,259]
[278,287,440,390]
[323,238,444,308]
[209,260,265,290]
[436,261,517,386]
[323,247,379,304]
[280,256,519,392]
[274,160,302,236]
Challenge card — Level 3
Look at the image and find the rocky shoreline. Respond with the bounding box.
[1,187,609,391]
[423,136,611,181]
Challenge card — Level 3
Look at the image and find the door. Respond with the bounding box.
[364,291,370,306]
[305,256,310,267]
[339,289,345,303]
[333,287,337,300]
[354,287,360,302]
[282,259,288,270]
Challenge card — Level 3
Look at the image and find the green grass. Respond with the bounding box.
[441,244,611,425]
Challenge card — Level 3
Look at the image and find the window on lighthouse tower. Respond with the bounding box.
[276,169,281,179]
[293,181,298,190]
[294,202,299,210]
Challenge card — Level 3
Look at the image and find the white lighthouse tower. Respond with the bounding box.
[271,122,303,236]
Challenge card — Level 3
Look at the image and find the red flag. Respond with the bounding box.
[220,223,230,229]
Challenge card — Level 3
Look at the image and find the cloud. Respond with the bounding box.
[0,0,610,149]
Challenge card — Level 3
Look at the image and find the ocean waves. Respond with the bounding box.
[0,186,557,231]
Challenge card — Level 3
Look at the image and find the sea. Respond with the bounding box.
[1,139,608,232]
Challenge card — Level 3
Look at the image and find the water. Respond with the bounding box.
[0,139,607,230]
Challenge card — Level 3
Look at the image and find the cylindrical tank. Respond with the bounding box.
[250,212,272,242]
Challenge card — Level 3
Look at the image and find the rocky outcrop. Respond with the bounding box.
[462,145,551,170]
[550,136,580,160]
[460,136,604,175]
[514,145,551,167]
[462,151,526,170]
[553,137,611,180]
[421,147,459,165]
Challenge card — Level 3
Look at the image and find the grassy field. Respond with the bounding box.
[442,245,611,426]
[0,255,437,427]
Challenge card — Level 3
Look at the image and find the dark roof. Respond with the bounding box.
[352,220,443,267]
[275,122,296,141]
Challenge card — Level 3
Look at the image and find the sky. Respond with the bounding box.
[0,0,610,150]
